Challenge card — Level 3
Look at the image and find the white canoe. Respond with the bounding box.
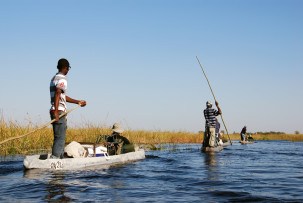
[23,149,145,170]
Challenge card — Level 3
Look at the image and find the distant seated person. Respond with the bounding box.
[219,131,224,139]
[219,130,226,143]
[107,123,135,155]
[246,133,254,142]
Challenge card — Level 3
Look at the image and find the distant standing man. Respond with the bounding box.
[241,126,247,141]
[50,58,86,159]
[203,101,222,147]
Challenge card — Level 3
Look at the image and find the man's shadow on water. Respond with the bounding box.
[24,169,72,202]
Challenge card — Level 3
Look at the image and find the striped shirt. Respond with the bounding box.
[50,72,67,112]
[204,108,219,127]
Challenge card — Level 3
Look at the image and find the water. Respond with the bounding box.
[0,140,302,202]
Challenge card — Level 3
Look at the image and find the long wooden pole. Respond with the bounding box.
[0,104,81,145]
[196,56,232,145]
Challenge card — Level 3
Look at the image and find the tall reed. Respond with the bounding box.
[1,117,302,155]
[228,133,303,142]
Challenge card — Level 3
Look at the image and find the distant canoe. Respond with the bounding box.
[240,141,254,144]
[201,145,223,152]
[23,149,145,170]
[222,142,232,147]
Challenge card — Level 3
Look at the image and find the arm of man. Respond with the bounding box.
[215,101,222,115]
[66,96,86,107]
[54,88,62,121]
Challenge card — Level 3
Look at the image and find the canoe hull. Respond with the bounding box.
[24,149,145,170]
[201,145,223,152]
[222,142,231,147]
[240,141,254,144]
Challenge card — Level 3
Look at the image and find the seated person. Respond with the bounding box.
[215,118,220,146]
[106,123,135,155]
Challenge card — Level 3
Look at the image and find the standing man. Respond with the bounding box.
[203,101,222,147]
[240,126,247,141]
[50,58,86,159]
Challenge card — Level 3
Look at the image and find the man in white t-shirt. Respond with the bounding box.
[49,58,86,159]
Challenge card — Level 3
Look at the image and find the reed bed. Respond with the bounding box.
[228,133,303,142]
[0,118,203,155]
[0,118,302,155]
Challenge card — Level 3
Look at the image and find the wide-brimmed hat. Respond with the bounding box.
[112,123,124,133]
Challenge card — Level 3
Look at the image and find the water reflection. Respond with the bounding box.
[204,152,217,166]
[204,152,218,181]
[44,171,71,202]
[24,170,71,202]
[23,169,46,180]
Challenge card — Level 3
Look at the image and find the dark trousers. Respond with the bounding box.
[50,112,67,158]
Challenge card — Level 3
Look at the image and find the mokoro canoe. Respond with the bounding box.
[201,145,223,152]
[23,149,145,170]
[240,141,254,144]
[222,141,232,147]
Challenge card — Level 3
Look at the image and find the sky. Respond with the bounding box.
[0,0,302,134]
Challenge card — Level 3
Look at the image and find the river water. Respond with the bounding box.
[0,140,302,202]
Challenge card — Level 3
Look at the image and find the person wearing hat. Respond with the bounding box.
[203,101,222,147]
[49,58,86,159]
[107,123,134,155]
[240,126,247,141]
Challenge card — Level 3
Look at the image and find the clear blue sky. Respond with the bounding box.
[0,0,302,134]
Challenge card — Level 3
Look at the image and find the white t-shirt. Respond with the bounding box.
[50,72,67,112]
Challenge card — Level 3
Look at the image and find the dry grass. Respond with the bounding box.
[0,117,302,155]
[227,133,303,142]
[0,118,203,155]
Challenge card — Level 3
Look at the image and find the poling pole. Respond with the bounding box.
[196,56,232,145]
[0,104,81,145]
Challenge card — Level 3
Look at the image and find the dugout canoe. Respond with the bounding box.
[23,149,145,170]
[239,141,254,144]
[201,145,223,152]
[222,141,232,147]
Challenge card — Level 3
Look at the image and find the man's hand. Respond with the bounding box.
[215,101,219,107]
[54,111,60,122]
[215,101,222,115]
[79,100,87,107]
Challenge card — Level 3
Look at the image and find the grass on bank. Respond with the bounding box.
[1,119,303,155]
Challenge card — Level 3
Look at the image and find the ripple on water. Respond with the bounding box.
[0,141,303,202]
